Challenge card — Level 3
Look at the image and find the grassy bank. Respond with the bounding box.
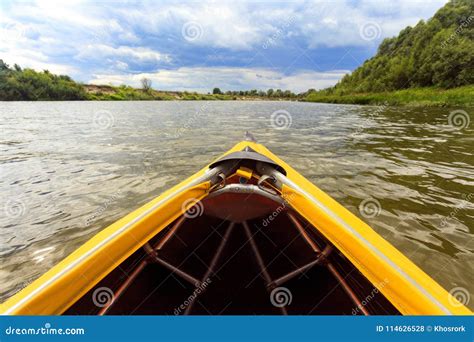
[304,86,474,107]
[84,84,273,101]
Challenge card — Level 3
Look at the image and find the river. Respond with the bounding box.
[0,101,472,309]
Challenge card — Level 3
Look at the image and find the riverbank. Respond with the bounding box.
[86,85,474,106]
[304,86,474,107]
[84,85,281,101]
[1,61,472,105]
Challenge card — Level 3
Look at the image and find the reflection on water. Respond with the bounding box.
[0,101,473,308]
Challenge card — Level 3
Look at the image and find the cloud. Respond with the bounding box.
[88,67,349,93]
[76,44,171,64]
[0,0,449,90]
[286,0,448,48]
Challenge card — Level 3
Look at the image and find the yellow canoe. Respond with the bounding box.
[1,139,471,315]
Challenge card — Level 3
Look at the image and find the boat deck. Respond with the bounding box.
[66,211,400,315]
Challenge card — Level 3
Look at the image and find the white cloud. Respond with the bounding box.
[0,46,78,76]
[88,67,349,93]
[76,44,171,64]
[0,0,450,89]
[294,0,449,48]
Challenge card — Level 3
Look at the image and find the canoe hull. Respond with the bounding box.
[1,141,471,315]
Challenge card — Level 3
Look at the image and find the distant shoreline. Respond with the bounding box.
[81,84,474,107]
[304,86,474,107]
[83,84,298,101]
[1,61,472,106]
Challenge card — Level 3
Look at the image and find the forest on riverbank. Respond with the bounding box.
[1,1,472,106]
[0,60,298,101]
[305,0,473,106]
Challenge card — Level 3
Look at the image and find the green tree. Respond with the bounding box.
[141,78,152,93]
[308,0,474,94]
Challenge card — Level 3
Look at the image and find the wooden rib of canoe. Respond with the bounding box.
[1,137,471,315]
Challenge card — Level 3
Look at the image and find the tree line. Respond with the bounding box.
[312,0,473,96]
[2,0,471,104]
[212,87,299,98]
[0,60,87,100]
[0,61,301,101]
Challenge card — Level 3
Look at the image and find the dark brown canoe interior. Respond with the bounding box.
[65,176,400,315]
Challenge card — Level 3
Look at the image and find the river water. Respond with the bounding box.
[0,101,473,309]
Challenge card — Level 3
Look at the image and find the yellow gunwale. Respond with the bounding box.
[1,141,471,315]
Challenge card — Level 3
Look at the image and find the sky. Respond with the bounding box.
[0,0,448,93]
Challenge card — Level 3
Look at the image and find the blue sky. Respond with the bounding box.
[0,0,448,92]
